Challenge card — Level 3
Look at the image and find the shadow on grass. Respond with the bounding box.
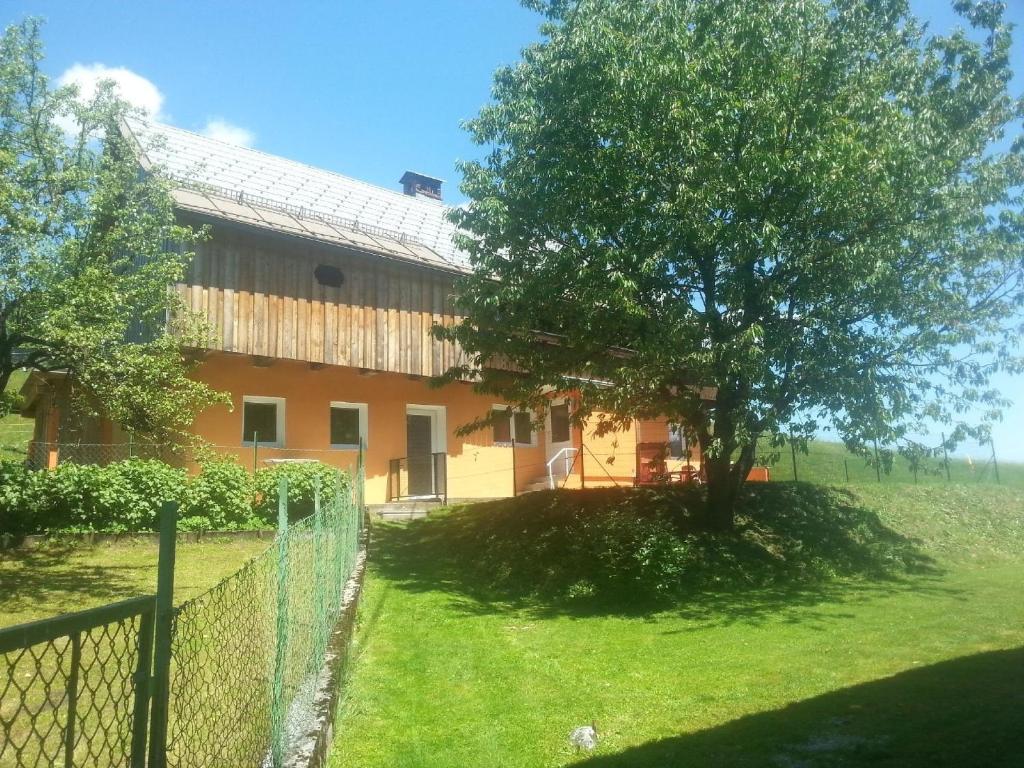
[0,544,148,621]
[372,484,947,620]
[571,646,1024,767]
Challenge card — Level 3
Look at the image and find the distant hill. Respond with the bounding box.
[756,437,1024,488]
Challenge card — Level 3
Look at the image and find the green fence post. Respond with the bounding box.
[148,501,178,768]
[873,438,882,483]
[789,434,798,483]
[63,633,82,768]
[271,477,289,768]
[129,605,156,768]
[942,432,951,483]
[313,475,326,664]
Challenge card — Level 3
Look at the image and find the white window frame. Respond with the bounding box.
[330,401,369,450]
[242,396,286,448]
[492,404,537,447]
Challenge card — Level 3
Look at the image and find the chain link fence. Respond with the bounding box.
[166,470,363,767]
[0,597,154,768]
[22,442,177,471]
[0,463,366,768]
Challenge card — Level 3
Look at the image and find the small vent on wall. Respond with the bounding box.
[314,264,345,288]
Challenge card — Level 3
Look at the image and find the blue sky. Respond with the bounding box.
[6,0,1024,460]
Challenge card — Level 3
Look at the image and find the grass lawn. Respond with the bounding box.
[756,436,1024,487]
[331,484,1024,767]
[0,536,271,627]
[0,369,33,463]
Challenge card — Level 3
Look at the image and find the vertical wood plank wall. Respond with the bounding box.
[177,225,466,376]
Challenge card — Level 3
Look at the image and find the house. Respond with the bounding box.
[21,120,704,505]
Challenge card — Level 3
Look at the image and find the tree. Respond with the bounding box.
[441,0,1024,528]
[0,19,223,438]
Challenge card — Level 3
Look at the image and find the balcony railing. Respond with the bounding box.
[387,452,447,504]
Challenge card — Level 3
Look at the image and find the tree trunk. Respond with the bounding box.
[701,439,759,531]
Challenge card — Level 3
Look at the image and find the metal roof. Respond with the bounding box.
[122,118,470,272]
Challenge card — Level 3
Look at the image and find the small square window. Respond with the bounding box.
[330,402,367,449]
[243,398,284,446]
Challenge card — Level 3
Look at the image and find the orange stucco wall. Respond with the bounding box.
[189,353,550,504]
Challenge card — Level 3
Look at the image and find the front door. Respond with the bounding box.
[546,399,574,483]
[406,413,434,497]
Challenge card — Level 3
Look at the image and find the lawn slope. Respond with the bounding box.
[332,484,1024,768]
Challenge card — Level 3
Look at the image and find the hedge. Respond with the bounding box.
[0,457,352,536]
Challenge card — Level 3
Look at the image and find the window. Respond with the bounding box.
[492,406,535,446]
[492,408,512,444]
[513,412,533,445]
[330,402,368,449]
[550,401,571,444]
[243,396,285,446]
[668,423,687,459]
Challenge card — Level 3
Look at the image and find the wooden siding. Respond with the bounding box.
[178,223,466,376]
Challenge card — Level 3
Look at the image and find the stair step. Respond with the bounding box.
[368,500,443,520]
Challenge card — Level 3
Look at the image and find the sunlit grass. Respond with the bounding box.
[331,484,1024,767]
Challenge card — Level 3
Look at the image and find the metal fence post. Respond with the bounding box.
[991,438,1000,485]
[271,477,289,768]
[790,434,798,483]
[942,432,951,483]
[313,476,326,658]
[63,633,82,768]
[148,501,178,768]
[129,606,156,768]
[873,438,882,483]
[843,458,850,484]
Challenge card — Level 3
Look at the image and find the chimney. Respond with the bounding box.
[400,171,444,201]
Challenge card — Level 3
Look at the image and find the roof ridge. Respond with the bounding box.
[125,117,451,211]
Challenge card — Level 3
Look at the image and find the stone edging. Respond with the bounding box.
[283,526,369,768]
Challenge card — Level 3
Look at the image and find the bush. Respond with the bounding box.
[180,459,260,531]
[0,456,353,535]
[253,462,351,525]
[0,459,187,534]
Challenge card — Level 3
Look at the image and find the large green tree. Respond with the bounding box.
[441,0,1024,528]
[0,19,221,439]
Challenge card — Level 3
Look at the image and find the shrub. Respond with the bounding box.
[0,459,35,536]
[0,459,187,534]
[253,462,351,525]
[0,456,353,536]
[181,458,260,531]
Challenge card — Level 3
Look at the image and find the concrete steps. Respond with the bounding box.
[368,499,444,521]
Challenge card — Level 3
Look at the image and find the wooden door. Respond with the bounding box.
[406,413,434,496]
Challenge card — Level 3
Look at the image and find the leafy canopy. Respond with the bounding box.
[0,19,223,437]
[442,0,1024,520]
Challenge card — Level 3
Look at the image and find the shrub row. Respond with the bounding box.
[0,458,351,536]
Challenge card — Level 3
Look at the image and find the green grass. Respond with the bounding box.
[760,436,1024,487]
[331,484,1024,767]
[0,369,34,462]
[0,536,271,627]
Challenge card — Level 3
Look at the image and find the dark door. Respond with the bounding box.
[406,413,434,496]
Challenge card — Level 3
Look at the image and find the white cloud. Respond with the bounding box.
[200,118,255,147]
[57,63,165,118]
[54,63,255,149]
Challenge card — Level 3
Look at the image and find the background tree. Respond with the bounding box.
[0,19,222,438]
[441,0,1024,528]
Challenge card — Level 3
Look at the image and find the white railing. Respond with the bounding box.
[547,447,580,489]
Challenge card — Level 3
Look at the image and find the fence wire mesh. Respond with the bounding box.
[0,598,153,768]
[165,468,364,768]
